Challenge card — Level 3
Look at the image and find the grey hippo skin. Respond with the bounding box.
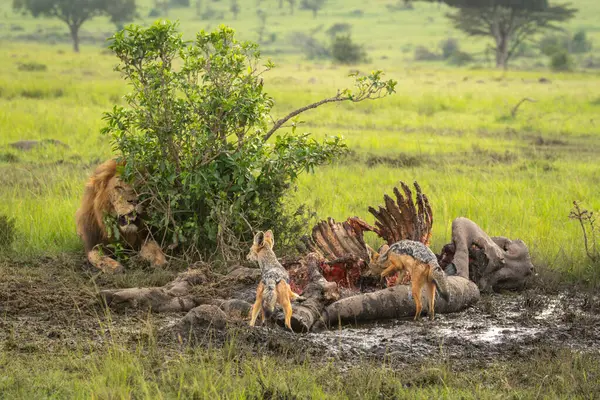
[449,217,534,292]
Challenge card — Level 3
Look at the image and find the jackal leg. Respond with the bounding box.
[411,273,425,320]
[426,281,436,320]
[250,282,265,327]
[277,281,294,330]
[288,288,305,302]
[381,263,399,277]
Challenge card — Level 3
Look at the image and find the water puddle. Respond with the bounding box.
[295,291,600,363]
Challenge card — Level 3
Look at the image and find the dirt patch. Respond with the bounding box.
[469,145,519,165]
[9,139,69,151]
[530,135,568,146]
[365,153,429,168]
[2,256,599,368]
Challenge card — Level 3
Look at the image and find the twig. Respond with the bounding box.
[511,97,536,118]
[263,74,393,141]
[569,201,598,262]
[263,93,344,141]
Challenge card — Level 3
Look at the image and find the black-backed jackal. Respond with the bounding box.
[367,240,450,320]
[247,230,302,330]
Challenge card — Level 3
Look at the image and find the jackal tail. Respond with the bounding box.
[430,265,450,302]
[262,278,278,318]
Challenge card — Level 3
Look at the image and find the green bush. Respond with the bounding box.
[288,32,330,59]
[300,0,326,18]
[170,0,190,6]
[539,34,570,57]
[148,8,162,17]
[386,0,413,12]
[331,35,368,64]
[17,62,47,71]
[325,23,351,38]
[102,22,395,259]
[447,50,473,66]
[200,7,222,19]
[439,38,459,60]
[414,45,440,61]
[550,50,574,71]
[540,31,592,57]
[572,30,592,54]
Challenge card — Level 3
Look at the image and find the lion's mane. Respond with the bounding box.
[76,159,121,253]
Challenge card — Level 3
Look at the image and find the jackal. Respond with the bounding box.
[367,240,450,320]
[247,230,302,330]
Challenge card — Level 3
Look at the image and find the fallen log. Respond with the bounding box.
[99,269,211,312]
[323,276,479,326]
[274,253,340,333]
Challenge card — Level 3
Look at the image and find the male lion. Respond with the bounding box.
[75,159,167,273]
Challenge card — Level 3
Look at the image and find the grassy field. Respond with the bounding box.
[2,0,600,65]
[1,0,600,398]
[1,41,599,280]
[2,341,599,398]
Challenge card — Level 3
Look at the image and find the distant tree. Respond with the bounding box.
[331,35,368,64]
[416,0,577,69]
[325,22,351,39]
[300,0,325,18]
[256,9,267,43]
[571,30,592,53]
[170,0,189,7]
[110,0,137,30]
[230,0,239,19]
[13,0,136,52]
[154,0,169,16]
[549,48,573,71]
[286,0,295,14]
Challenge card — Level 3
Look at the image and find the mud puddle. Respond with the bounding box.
[298,290,600,364]
[2,258,599,367]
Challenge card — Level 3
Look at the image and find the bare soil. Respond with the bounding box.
[1,255,599,368]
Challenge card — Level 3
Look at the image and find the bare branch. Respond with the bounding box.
[263,93,344,141]
[569,201,599,262]
[263,72,395,141]
[511,97,536,118]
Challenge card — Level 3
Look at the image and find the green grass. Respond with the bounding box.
[1,40,599,281]
[1,3,600,397]
[2,0,600,67]
[1,338,599,399]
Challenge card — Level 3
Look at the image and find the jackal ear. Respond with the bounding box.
[378,244,390,254]
[264,230,274,248]
[253,231,265,247]
[365,244,377,263]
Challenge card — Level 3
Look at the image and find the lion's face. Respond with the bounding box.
[106,177,143,234]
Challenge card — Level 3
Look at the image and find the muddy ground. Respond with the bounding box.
[1,255,600,368]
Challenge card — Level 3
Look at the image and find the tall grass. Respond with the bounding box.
[1,41,599,278]
[1,336,599,399]
[1,5,600,398]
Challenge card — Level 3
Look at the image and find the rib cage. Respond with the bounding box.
[300,181,434,262]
